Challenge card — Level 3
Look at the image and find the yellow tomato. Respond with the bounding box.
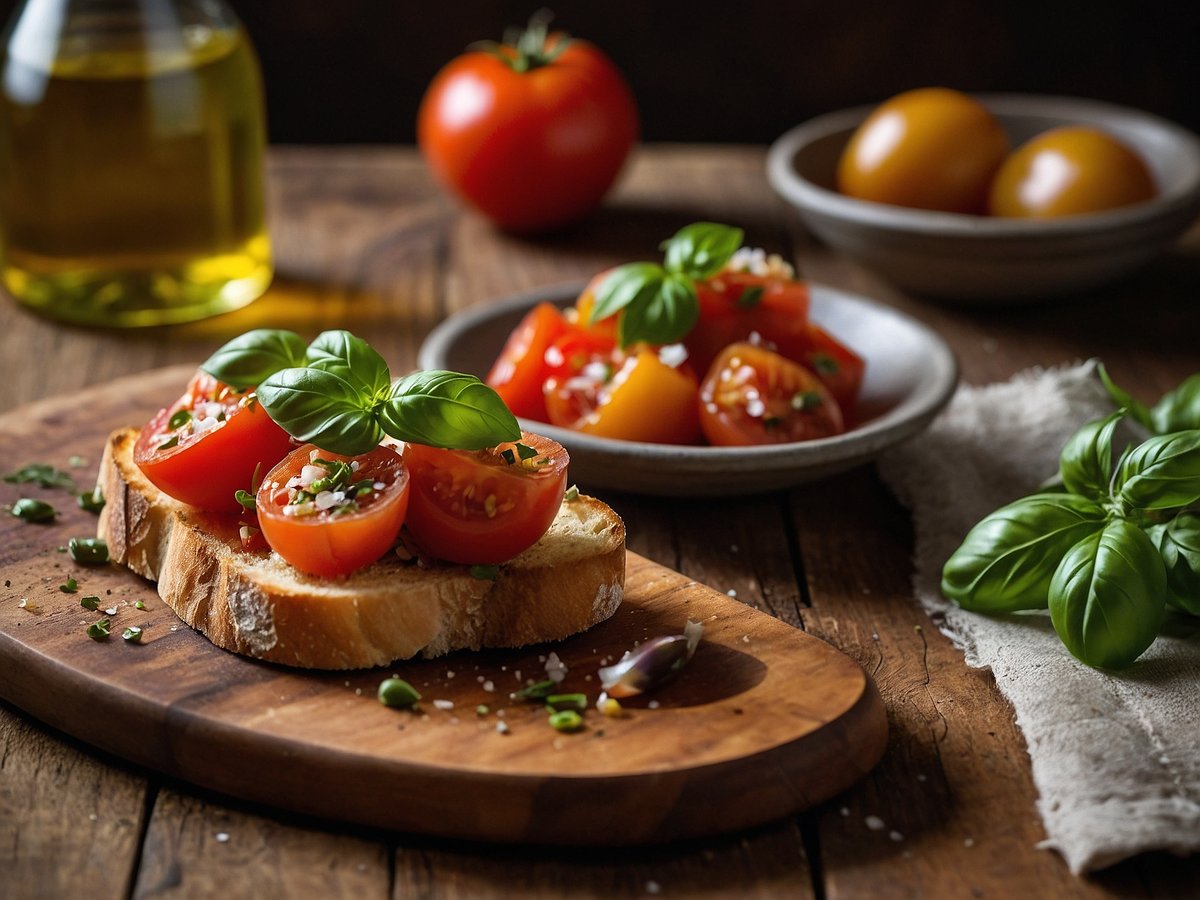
[988,126,1157,218]
[837,87,1010,214]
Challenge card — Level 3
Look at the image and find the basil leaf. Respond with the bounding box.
[1048,519,1166,668]
[1097,364,1155,432]
[589,262,668,323]
[941,493,1107,612]
[201,329,308,391]
[1150,373,1200,434]
[1155,512,1200,616]
[1115,430,1200,511]
[382,371,520,449]
[660,222,744,279]
[1059,409,1124,499]
[258,368,383,456]
[305,330,392,400]
[617,272,698,347]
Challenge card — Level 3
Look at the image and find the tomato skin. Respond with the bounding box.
[545,347,703,445]
[687,272,812,375]
[699,343,844,446]
[837,87,1009,214]
[403,432,568,565]
[256,444,411,578]
[417,37,638,233]
[133,370,295,512]
[791,323,865,423]
[486,302,570,421]
[988,126,1157,218]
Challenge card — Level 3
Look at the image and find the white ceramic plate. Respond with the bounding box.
[418,284,959,496]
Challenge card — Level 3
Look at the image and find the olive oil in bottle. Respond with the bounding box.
[0,0,271,326]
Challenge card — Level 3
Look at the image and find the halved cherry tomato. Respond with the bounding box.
[402,432,568,565]
[485,302,569,421]
[544,346,703,444]
[256,444,411,578]
[686,272,812,375]
[791,323,866,423]
[699,343,844,446]
[133,369,295,512]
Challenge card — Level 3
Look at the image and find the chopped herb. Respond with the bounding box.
[11,497,57,523]
[469,564,500,581]
[810,353,840,376]
[157,435,180,451]
[86,619,111,641]
[736,285,765,309]
[122,626,144,643]
[135,600,146,610]
[80,596,100,611]
[77,488,105,514]
[377,677,421,709]
[346,479,376,499]
[791,391,823,411]
[763,416,782,431]
[564,484,580,502]
[68,537,109,565]
[234,489,256,510]
[546,693,588,711]
[500,448,516,465]
[168,409,192,430]
[515,442,539,461]
[68,455,87,468]
[512,679,556,701]
[4,463,75,491]
[549,709,584,732]
[475,704,490,716]
[59,577,78,593]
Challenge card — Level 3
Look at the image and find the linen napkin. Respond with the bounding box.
[876,361,1200,874]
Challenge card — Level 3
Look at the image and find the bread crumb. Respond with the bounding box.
[483,680,495,692]
[496,721,509,735]
[215,832,230,843]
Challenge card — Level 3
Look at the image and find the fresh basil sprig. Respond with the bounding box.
[1100,364,1200,434]
[205,328,520,456]
[943,368,1200,669]
[589,222,745,347]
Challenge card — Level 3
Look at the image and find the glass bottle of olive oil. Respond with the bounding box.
[0,0,271,326]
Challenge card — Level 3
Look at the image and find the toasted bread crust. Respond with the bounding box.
[98,428,625,669]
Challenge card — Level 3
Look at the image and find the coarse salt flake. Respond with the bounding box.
[865,815,886,831]
[433,699,454,711]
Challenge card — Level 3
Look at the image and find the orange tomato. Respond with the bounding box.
[837,87,1009,214]
[544,347,702,445]
[988,126,1157,218]
[485,302,569,421]
[256,444,411,578]
[699,343,843,446]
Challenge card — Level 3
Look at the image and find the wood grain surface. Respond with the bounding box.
[2,145,1198,898]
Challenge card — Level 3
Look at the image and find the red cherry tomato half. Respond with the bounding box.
[699,343,844,446]
[686,271,812,376]
[791,323,866,423]
[485,302,570,421]
[133,369,295,512]
[402,432,568,565]
[256,444,411,578]
[544,346,703,445]
[417,23,638,233]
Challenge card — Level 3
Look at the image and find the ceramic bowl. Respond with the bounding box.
[418,283,958,497]
[766,94,1200,302]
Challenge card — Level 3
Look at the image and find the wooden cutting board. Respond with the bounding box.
[0,366,887,845]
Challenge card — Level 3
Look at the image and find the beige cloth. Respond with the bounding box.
[877,362,1200,874]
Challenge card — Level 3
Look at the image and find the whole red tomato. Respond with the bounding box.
[417,14,638,233]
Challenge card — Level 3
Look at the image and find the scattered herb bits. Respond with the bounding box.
[122,626,144,643]
[548,709,584,732]
[3,463,75,491]
[512,679,556,701]
[469,564,500,581]
[546,693,588,712]
[563,484,580,502]
[80,596,100,611]
[59,577,78,593]
[11,497,57,523]
[86,619,111,641]
[68,537,109,565]
[77,489,105,513]
[377,677,421,709]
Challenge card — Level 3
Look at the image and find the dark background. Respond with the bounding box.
[3,0,1199,143]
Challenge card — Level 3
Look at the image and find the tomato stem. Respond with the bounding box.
[473,9,571,73]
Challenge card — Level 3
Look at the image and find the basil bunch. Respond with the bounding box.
[201,329,520,456]
[942,370,1200,669]
[589,222,745,347]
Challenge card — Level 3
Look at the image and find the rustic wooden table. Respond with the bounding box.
[2,146,1198,898]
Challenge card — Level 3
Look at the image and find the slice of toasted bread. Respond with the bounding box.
[97,428,625,669]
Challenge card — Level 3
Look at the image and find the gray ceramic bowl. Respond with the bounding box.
[767,94,1200,302]
[418,283,958,497]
